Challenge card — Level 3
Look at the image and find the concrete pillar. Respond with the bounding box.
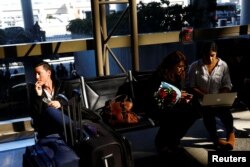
[21,0,34,32]
[241,0,250,25]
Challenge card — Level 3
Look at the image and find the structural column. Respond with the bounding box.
[91,0,104,76]
[240,0,250,25]
[21,0,34,31]
[100,0,109,75]
[129,0,139,71]
[90,0,139,76]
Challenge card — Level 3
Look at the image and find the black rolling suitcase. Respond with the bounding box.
[67,86,134,167]
[22,134,80,167]
[73,119,133,167]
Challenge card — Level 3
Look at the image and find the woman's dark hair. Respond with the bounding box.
[202,41,217,57]
[157,50,187,82]
[159,51,187,70]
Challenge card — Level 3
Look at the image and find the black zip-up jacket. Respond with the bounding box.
[29,80,63,136]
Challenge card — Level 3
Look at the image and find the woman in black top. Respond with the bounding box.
[144,51,200,153]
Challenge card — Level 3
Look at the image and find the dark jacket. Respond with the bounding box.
[29,80,63,136]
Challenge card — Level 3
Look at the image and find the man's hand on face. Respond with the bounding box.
[35,81,43,96]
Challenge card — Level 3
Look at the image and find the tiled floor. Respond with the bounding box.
[0,148,25,167]
[0,138,35,152]
[0,138,34,167]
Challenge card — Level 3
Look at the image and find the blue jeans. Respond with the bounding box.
[46,106,70,126]
[36,107,71,139]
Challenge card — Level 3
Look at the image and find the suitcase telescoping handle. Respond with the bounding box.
[57,94,74,146]
[72,89,83,142]
[80,76,89,109]
[102,153,114,167]
[128,70,135,100]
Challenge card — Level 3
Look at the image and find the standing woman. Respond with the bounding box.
[144,50,200,153]
[188,41,235,150]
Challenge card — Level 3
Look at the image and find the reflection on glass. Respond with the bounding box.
[0,62,27,120]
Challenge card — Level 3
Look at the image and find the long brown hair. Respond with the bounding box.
[157,50,187,83]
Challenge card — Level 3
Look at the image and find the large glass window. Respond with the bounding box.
[31,0,93,41]
[215,1,240,27]
[0,1,23,28]
[0,0,199,44]
[0,0,93,44]
[0,62,27,120]
[0,0,243,45]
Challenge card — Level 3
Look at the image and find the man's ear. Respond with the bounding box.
[47,70,52,77]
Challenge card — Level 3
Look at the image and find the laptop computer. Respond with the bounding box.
[200,92,237,107]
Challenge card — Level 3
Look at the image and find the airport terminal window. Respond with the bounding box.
[43,57,76,80]
[0,0,243,45]
[215,2,240,27]
[0,0,196,44]
[0,62,27,120]
[0,0,94,44]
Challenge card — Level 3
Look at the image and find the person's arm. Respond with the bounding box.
[179,90,193,103]
[187,61,206,98]
[29,84,44,119]
[219,62,232,93]
[191,87,207,98]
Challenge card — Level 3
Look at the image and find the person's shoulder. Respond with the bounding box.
[189,59,201,67]
[145,71,162,88]
[54,79,61,87]
[218,58,228,66]
[149,71,163,82]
